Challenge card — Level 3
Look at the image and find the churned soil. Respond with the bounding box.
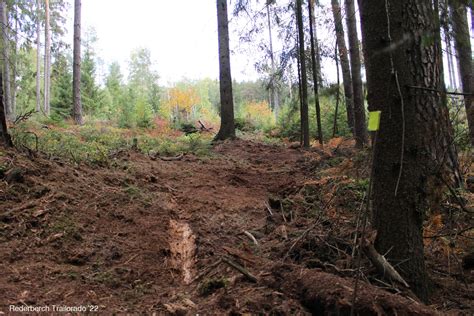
[0,138,472,314]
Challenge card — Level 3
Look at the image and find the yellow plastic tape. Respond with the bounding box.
[368,111,381,131]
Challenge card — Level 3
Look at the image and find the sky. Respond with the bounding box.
[79,0,258,85]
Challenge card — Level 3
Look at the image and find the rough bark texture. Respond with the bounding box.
[72,0,83,125]
[359,0,459,302]
[345,0,367,147]
[296,0,310,148]
[36,0,41,113]
[450,0,474,145]
[309,0,323,145]
[331,0,355,134]
[0,1,11,120]
[0,72,12,147]
[44,0,51,116]
[214,0,235,141]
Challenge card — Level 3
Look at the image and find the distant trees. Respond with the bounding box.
[44,0,51,116]
[214,0,235,141]
[449,0,474,145]
[345,0,367,148]
[308,0,323,144]
[296,0,310,148]
[331,0,354,135]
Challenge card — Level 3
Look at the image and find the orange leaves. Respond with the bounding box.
[164,87,201,119]
[244,101,273,121]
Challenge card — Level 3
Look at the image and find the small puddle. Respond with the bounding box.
[169,220,196,284]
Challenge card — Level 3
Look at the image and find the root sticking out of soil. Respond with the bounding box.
[168,220,196,284]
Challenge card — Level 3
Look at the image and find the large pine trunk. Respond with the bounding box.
[331,0,355,135]
[44,0,51,116]
[0,72,11,146]
[214,0,235,141]
[0,1,11,120]
[296,0,310,148]
[359,0,459,301]
[345,0,367,147]
[450,0,474,145]
[72,0,83,125]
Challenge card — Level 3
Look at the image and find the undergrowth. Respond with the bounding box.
[10,121,213,165]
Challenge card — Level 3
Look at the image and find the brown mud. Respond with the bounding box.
[0,138,472,314]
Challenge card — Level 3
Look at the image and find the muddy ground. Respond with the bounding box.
[0,138,472,314]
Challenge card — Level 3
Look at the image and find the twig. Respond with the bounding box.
[243,230,259,246]
[406,85,474,96]
[424,226,473,238]
[159,153,184,161]
[191,259,222,283]
[222,257,258,283]
[361,239,410,288]
[264,201,273,216]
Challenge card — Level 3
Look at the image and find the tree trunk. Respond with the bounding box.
[296,0,310,148]
[0,72,12,147]
[359,0,460,301]
[345,0,367,148]
[214,0,235,141]
[331,0,355,135]
[11,5,18,115]
[36,0,41,113]
[333,43,340,137]
[266,2,280,119]
[440,0,458,89]
[308,0,323,145]
[73,0,83,125]
[450,0,474,145]
[0,1,12,120]
[44,0,51,116]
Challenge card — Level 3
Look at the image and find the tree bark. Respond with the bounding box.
[450,0,474,145]
[11,5,18,116]
[36,0,41,113]
[359,0,459,301]
[214,0,235,141]
[296,0,310,148]
[0,72,12,146]
[331,0,355,135]
[266,2,280,119]
[333,43,340,137]
[345,0,367,148]
[308,0,323,145]
[72,0,83,125]
[44,0,51,116]
[0,1,12,120]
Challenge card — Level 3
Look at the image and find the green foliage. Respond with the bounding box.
[51,54,73,118]
[277,86,352,141]
[135,96,154,128]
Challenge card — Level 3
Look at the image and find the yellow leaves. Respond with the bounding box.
[244,101,273,120]
[164,87,201,118]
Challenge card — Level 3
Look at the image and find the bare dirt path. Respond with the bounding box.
[0,139,471,314]
[0,139,311,313]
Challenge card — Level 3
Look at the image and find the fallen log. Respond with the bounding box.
[270,264,436,315]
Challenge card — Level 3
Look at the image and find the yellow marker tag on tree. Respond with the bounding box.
[368,111,381,131]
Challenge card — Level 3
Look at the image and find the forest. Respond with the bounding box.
[0,0,473,314]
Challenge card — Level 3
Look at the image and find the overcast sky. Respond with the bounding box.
[79,0,260,85]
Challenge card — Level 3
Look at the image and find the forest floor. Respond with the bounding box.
[0,135,473,314]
